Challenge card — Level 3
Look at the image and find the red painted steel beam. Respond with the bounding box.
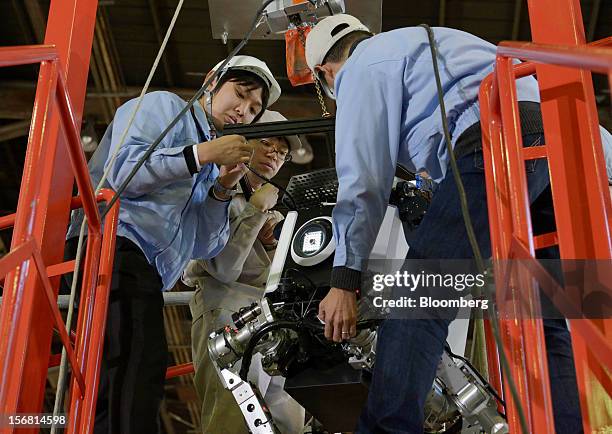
[0,45,57,67]
[0,240,35,280]
[5,0,99,429]
[498,41,612,74]
[47,260,76,278]
[57,73,101,233]
[67,189,119,434]
[532,232,558,250]
[30,242,86,395]
[525,1,611,432]
[479,75,531,431]
[166,362,195,379]
[0,60,60,426]
[480,33,612,434]
[0,214,15,230]
[496,54,556,433]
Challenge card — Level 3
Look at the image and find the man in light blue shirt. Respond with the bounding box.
[304,14,603,433]
[67,56,281,434]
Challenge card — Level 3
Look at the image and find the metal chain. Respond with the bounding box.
[313,78,331,118]
[297,25,331,118]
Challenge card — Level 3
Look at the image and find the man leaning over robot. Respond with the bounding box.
[183,110,306,434]
[304,13,612,434]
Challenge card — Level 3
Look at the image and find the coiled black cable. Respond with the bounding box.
[419,23,528,433]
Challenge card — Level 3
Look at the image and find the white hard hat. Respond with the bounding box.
[305,14,370,99]
[212,55,281,105]
[256,110,305,158]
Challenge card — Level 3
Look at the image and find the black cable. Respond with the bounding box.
[283,268,317,292]
[300,317,380,332]
[419,24,484,273]
[238,317,379,380]
[419,24,529,433]
[239,320,300,380]
[101,0,277,219]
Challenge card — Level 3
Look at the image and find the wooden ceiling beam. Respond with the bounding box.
[0,120,31,143]
[147,0,176,87]
[0,81,327,123]
[11,0,36,44]
[438,0,446,27]
[23,0,46,43]
[511,0,523,40]
[587,0,601,42]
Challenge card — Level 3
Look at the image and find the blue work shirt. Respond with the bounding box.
[331,27,545,272]
[68,91,229,290]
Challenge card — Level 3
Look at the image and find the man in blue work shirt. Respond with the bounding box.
[67,55,281,434]
[304,14,612,434]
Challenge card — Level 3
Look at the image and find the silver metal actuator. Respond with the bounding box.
[220,369,280,434]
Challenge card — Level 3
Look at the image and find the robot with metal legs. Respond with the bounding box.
[207,170,508,433]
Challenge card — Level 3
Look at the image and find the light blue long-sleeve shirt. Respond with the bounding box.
[68,91,230,290]
[332,27,543,272]
[602,126,612,184]
[330,27,612,275]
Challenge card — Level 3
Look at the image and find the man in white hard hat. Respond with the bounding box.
[183,110,305,434]
[67,55,281,434]
[304,14,611,434]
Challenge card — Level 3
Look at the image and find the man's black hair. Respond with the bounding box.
[323,30,373,65]
[213,69,271,122]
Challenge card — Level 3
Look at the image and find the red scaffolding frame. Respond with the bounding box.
[0,1,120,433]
[479,0,612,431]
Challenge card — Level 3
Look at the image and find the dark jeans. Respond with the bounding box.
[357,133,583,433]
[65,236,167,434]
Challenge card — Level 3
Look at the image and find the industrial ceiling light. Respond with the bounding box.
[80,121,99,152]
[291,137,314,164]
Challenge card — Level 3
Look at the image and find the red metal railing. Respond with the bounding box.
[0,42,119,434]
[480,33,612,433]
[166,362,195,379]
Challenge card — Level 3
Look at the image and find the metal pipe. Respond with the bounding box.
[497,54,555,432]
[75,188,119,434]
[6,291,197,309]
[57,73,102,234]
[30,243,86,395]
[0,44,57,67]
[498,41,612,74]
[165,362,195,379]
[0,59,57,417]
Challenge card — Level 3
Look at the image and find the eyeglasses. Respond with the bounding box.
[260,139,292,162]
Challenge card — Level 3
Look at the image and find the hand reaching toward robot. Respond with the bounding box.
[318,287,357,342]
[250,183,280,212]
[258,214,281,247]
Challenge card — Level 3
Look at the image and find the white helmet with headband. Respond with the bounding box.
[212,55,281,105]
[305,14,370,99]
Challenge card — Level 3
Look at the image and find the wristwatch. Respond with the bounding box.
[213,179,238,200]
